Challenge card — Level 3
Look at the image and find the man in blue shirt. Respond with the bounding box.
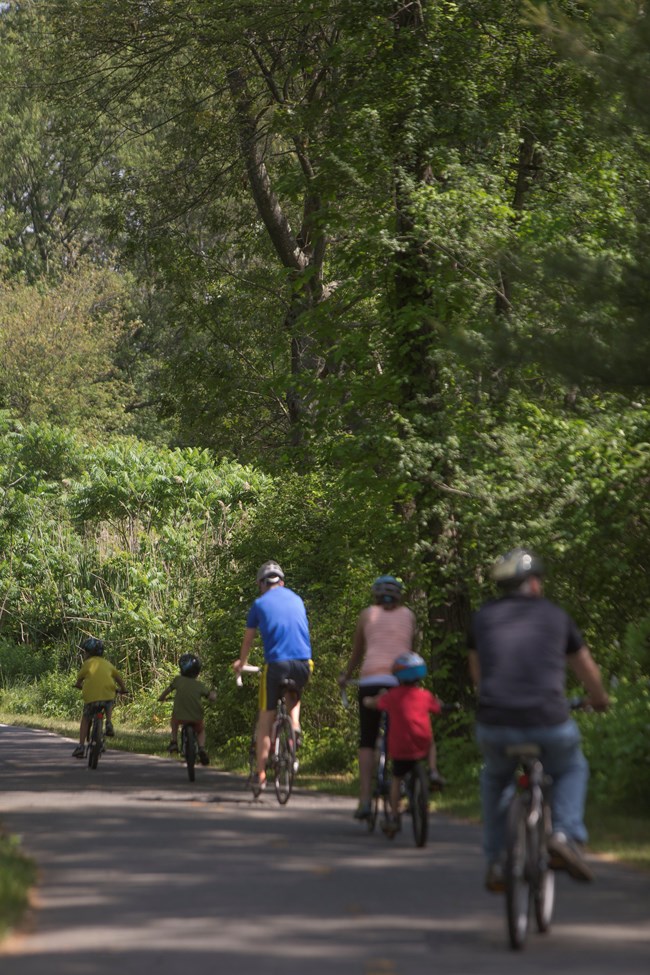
[233,561,312,793]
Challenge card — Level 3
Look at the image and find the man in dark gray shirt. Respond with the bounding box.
[468,549,609,892]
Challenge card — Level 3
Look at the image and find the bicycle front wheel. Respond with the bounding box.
[88,716,102,769]
[273,716,295,805]
[534,804,556,932]
[410,764,429,848]
[505,794,531,950]
[183,726,196,782]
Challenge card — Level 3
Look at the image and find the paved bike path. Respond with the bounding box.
[1,724,649,975]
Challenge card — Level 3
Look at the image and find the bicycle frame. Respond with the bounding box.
[504,744,555,950]
[86,703,107,769]
[238,665,298,804]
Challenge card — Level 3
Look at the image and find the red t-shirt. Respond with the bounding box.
[375,685,441,760]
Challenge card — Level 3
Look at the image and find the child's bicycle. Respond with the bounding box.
[341,681,454,846]
[84,692,127,769]
[502,697,591,950]
[237,664,298,805]
[179,721,201,782]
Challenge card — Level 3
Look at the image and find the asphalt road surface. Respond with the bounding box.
[1,723,648,975]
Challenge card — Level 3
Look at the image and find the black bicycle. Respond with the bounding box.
[180,721,199,782]
[238,664,298,805]
[503,699,587,950]
[85,701,107,769]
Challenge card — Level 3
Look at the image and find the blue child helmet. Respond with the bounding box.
[392,651,427,683]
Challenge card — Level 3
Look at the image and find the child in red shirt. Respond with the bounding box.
[363,651,444,835]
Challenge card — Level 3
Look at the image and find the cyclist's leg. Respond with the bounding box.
[389,770,402,820]
[475,723,519,864]
[357,683,386,810]
[105,700,115,735]
[255,709,275,781]
[537,719,589,844]
[285,659,311,734]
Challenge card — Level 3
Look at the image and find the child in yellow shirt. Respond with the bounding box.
[73,637,127,758]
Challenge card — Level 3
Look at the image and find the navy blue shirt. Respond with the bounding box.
[469,594,584,726]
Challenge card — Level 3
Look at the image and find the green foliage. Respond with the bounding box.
[578,680,650,814]
[0,832,36,940]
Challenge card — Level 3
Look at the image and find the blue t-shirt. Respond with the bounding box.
[246,586,312,662]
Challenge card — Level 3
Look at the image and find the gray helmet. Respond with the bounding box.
[490,548,544,588]
[256,560,285,584]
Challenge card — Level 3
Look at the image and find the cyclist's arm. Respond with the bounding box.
[233,627,257,673]
[567,645,609,711]
[468,649,480,689]
[158,684,173,703]
[114,672,127,695]
[339,611,367,684]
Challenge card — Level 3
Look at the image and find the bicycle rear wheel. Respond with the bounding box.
[88,715,102,769]
[273,716,295,805]
[369,744,390,833]
[505,794,531,950]
[410,764,429,848]
[534,805,556,932]
[183,726,196,782]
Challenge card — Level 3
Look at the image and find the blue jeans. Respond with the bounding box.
[475,719,589,863]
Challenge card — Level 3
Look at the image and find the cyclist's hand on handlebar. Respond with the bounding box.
[232,659,244,675]
[586,692,609,712]
[336,671,348,688]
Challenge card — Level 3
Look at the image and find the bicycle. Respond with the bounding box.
[84,691,127,769]
[179,721,199,783]
[502,698,588,950]
[340,680,390,833]
[85,701,108,769]
[237,664,298,805]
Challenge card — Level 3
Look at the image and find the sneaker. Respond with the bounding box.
[251,773,267,797]
[381,815,400,838]
[353,801,372,820]
[72,745,85,759]
[485,861,506,893]
[429,769,446,792]
[198,748,210,766]
[167,740,178,754]
[104,722,115,738]
[548,832,593,882]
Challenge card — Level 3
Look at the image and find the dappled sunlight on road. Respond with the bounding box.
[2,724,649,975]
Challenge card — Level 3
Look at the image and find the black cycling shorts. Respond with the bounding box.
[358,683,393,749]
[392,757,426,777]
[259,659,313,711]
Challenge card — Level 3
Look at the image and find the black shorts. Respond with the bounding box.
[358,683,393,749]
[83,700,114,719]
[392,757,426,777]
[259,659,313,711]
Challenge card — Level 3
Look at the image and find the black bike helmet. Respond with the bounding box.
[371,575,404,605]
[490,548,544,589]
[256,560,285,584]
[179,653,201,678]
[80,636,104,656]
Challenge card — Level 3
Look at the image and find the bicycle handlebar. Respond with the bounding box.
[235,663,261,687]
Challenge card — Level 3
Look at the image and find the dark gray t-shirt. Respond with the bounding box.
[468,594,584,727]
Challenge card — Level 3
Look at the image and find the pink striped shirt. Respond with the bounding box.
[359,604,416,679]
